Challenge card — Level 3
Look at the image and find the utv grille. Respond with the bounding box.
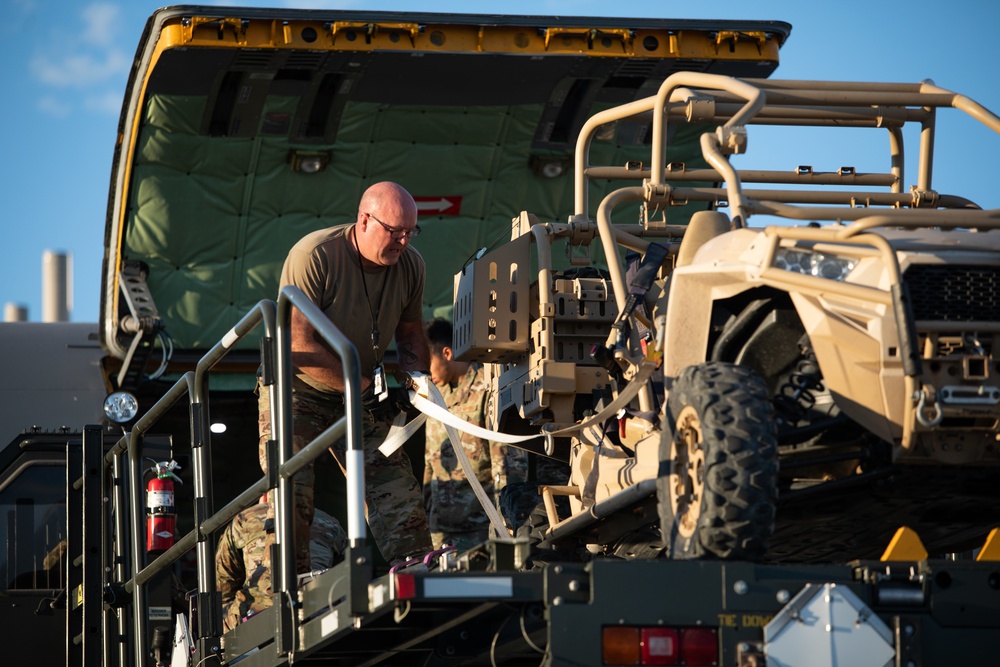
[904,265,999,322]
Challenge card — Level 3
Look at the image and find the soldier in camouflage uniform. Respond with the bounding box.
[258,181,432,571]
[423,318,529,551]
[216,500,347,632]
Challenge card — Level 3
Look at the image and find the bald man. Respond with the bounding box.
[257,181,432,569]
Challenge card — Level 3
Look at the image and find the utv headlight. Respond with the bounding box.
[774,248,858,281]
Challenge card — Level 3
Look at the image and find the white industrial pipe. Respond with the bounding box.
[3,302,28,322]
[42,250,71,322]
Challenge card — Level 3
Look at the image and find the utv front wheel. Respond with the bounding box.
[658,362,778,560]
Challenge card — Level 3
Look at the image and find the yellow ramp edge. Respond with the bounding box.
[880,526,929,561]
[976,527,1000,562]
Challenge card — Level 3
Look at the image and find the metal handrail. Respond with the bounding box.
[112,300,278,663]
[104,292,369,664]
[273,286,368,601]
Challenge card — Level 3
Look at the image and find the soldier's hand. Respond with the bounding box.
[361,385,399,423]
[389,386,417,418]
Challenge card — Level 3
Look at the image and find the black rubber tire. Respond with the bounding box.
[657,361,778,560]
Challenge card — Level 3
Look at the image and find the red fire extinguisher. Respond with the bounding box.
[146,460,182,553]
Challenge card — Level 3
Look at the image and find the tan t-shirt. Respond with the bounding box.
[280,224,425,392]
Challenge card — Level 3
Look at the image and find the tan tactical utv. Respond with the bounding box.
[454,74,1000,563]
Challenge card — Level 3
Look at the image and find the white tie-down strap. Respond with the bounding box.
[379,359,657,458]
[545,358,658,439]
[379,410,428,457]
[405,358,656,451]
[378,374,509,538]
[378,376,540,458]
[376,360,657,533]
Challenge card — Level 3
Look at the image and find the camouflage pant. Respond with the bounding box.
[257,376,431,566]
[217,504,347,632]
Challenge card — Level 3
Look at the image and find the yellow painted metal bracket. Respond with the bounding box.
[976,527,1000,561]
[880,526,929,561]
[715,30,769,53]
[329,21,422,47]
[181,16,248,45]
[543,27,634,53]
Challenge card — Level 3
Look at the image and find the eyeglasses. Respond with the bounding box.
[365,212,421,240]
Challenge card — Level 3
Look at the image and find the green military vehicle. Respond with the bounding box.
[2,5,998,667]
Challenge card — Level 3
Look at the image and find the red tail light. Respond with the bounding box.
[602,625,717,666]
[680,627,718,665]
[394,573,416,600]
[641,627,678,664]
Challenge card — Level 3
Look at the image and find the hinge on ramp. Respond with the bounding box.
[116,261,168,391]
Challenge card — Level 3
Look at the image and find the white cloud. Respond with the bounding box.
[37,94,71,118]
[31,48,130,88]
[84,91,124,115]
[29,2,130,90]
[81,3,121,46]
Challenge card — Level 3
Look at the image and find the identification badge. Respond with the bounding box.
[372,365,387,400]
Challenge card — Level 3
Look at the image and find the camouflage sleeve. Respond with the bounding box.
[482,378,527,489]
[215,524,244,608]
[423,442,432,487]
[491,441,529,490]
[489,440,508,491]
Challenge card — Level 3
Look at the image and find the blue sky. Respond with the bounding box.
[2,0,998,323]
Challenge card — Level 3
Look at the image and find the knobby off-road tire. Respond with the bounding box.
[657,362,778,560]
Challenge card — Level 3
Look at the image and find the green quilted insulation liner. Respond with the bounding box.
[125,93,707,351]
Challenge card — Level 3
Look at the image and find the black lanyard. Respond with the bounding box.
[352,225,387,358]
